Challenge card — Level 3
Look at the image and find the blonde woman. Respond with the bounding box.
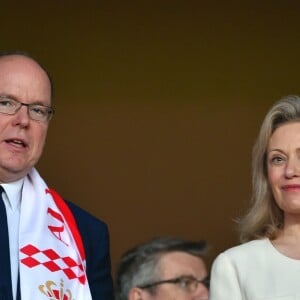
[210,95,300,299]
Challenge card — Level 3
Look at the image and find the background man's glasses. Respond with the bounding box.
[137,275,210,294]
[0,96,54,122]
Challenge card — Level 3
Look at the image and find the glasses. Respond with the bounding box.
[0,96,54,122]
[137,275,210,294]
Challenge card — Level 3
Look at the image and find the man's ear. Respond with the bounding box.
[128,287,145,300]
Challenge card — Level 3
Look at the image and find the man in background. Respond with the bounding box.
[0,52,114,299]
[115,237,209,300]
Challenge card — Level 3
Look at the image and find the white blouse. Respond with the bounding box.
[209,238,300,300]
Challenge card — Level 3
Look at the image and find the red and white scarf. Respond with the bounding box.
[18,168,92,300]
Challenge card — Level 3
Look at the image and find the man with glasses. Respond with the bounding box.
[0,53,114,300]
[115,237,209,300]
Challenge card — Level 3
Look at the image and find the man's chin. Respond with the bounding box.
[0,165,32,183]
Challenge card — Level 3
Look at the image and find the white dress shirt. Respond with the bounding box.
[1,179,24,300]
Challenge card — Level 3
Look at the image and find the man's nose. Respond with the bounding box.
[11,105,30,127]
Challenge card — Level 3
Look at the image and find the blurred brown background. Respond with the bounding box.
[2,1,300,275]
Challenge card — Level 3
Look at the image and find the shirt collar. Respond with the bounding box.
[1,178,24,211]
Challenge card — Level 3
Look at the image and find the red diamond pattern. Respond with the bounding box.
[42,249,60,260]
[62,256,77,267]
[43,261,61,272]
[78,275,86,284]
[21,257,40,267]
[20,244,86,284]
[63,268,77,279]
[20,244,40,255]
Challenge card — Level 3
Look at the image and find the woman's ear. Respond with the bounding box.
[128,287,145,300]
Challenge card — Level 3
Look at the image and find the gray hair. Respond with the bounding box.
[115,236,207,300]
[238,95,300,242]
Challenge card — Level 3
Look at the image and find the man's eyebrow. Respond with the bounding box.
[0,94,50,106]
[0,93,17,99]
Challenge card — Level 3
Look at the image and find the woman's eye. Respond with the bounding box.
[270,156,284,164]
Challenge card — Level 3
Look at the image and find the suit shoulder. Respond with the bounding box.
[65,200,108,229]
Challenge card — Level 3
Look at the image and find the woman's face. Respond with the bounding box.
[267,122,300,216]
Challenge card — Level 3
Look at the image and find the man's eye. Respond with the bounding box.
[180,278,193,287]
[185,279,194,286]
[31,106,46,116]
[0,99,13,107]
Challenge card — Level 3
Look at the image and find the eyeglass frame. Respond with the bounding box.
[0,96,54,122]
[137,275,210,293]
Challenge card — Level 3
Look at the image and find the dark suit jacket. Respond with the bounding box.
[67,201,115,300]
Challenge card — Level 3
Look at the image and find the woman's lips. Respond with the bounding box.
[282,184,300,191]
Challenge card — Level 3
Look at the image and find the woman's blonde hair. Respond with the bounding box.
[239,95,300,243]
